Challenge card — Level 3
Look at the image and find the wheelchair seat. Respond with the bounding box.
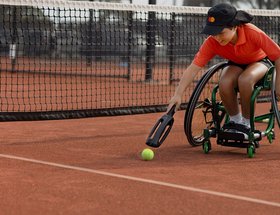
[254,65,274,90]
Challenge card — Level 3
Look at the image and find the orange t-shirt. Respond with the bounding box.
[193,23,280,67]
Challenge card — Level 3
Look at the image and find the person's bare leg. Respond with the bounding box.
[238,63,268,126]
[219,65,244,122]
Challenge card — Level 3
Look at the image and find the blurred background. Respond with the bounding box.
[0,0,279,118]
[80,0,280,9]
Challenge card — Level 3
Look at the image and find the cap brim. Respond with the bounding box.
[201,25,225,35]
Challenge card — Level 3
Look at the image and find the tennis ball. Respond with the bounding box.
[141,148,154,161]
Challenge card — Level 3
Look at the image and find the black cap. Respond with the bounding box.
[202,3,253,35]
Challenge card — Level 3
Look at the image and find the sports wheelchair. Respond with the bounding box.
[184,62,279,158]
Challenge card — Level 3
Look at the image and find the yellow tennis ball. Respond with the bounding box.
[141,148,154,161]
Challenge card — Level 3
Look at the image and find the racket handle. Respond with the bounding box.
[167,104,176,116]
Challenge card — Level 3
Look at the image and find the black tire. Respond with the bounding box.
[272,67,280,128]
[184,62,228,146]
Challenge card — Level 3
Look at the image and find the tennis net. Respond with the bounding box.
[0,0,279,121]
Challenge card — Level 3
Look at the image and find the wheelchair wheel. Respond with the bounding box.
[272,69,280,128]
[247,144,255,158]
[184,62,228,146]
[203,140,211,154]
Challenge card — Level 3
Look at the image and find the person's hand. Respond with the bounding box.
[167,94,181,112]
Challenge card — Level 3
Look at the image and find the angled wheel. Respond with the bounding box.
[272,69,280,129]
[267,131,274,144]
[247,144,255,158]
[202,140,211,154]
[184,62,228,146]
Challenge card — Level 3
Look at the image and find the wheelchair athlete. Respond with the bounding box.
[168,3,280,135]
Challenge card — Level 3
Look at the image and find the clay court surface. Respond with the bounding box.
[0,109,280,215]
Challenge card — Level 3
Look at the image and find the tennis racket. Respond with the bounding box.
[146,105,176,148]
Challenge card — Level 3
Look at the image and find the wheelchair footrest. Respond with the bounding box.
[218,131,248,140]
[217,131,249,148]
[218,140,250,148]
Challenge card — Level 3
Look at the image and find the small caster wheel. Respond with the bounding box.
[267,131,274,143]
[247,145,255,158]
[203,141,211,154]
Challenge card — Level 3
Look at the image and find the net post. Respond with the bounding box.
[86,0,94,66]
[145,0,156,82]
[169,12,175,85]
[10,6,17,72]
[127,10,133,81]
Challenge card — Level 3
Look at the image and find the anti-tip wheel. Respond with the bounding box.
[247,145,255,158]
[203,141,211,154]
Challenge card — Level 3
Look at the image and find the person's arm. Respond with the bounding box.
[274,57,280,100]
[168,63,202,111]
[168,37,215,112]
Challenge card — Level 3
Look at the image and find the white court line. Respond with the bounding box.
[1,153,280,208]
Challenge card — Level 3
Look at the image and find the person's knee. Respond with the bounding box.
[219,66,242,95]
[219,77,235,93]
[238,74,254,91]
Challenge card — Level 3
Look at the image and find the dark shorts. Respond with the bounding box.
[227,57,274,70]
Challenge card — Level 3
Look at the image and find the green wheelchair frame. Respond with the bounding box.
[184,62,277,158]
